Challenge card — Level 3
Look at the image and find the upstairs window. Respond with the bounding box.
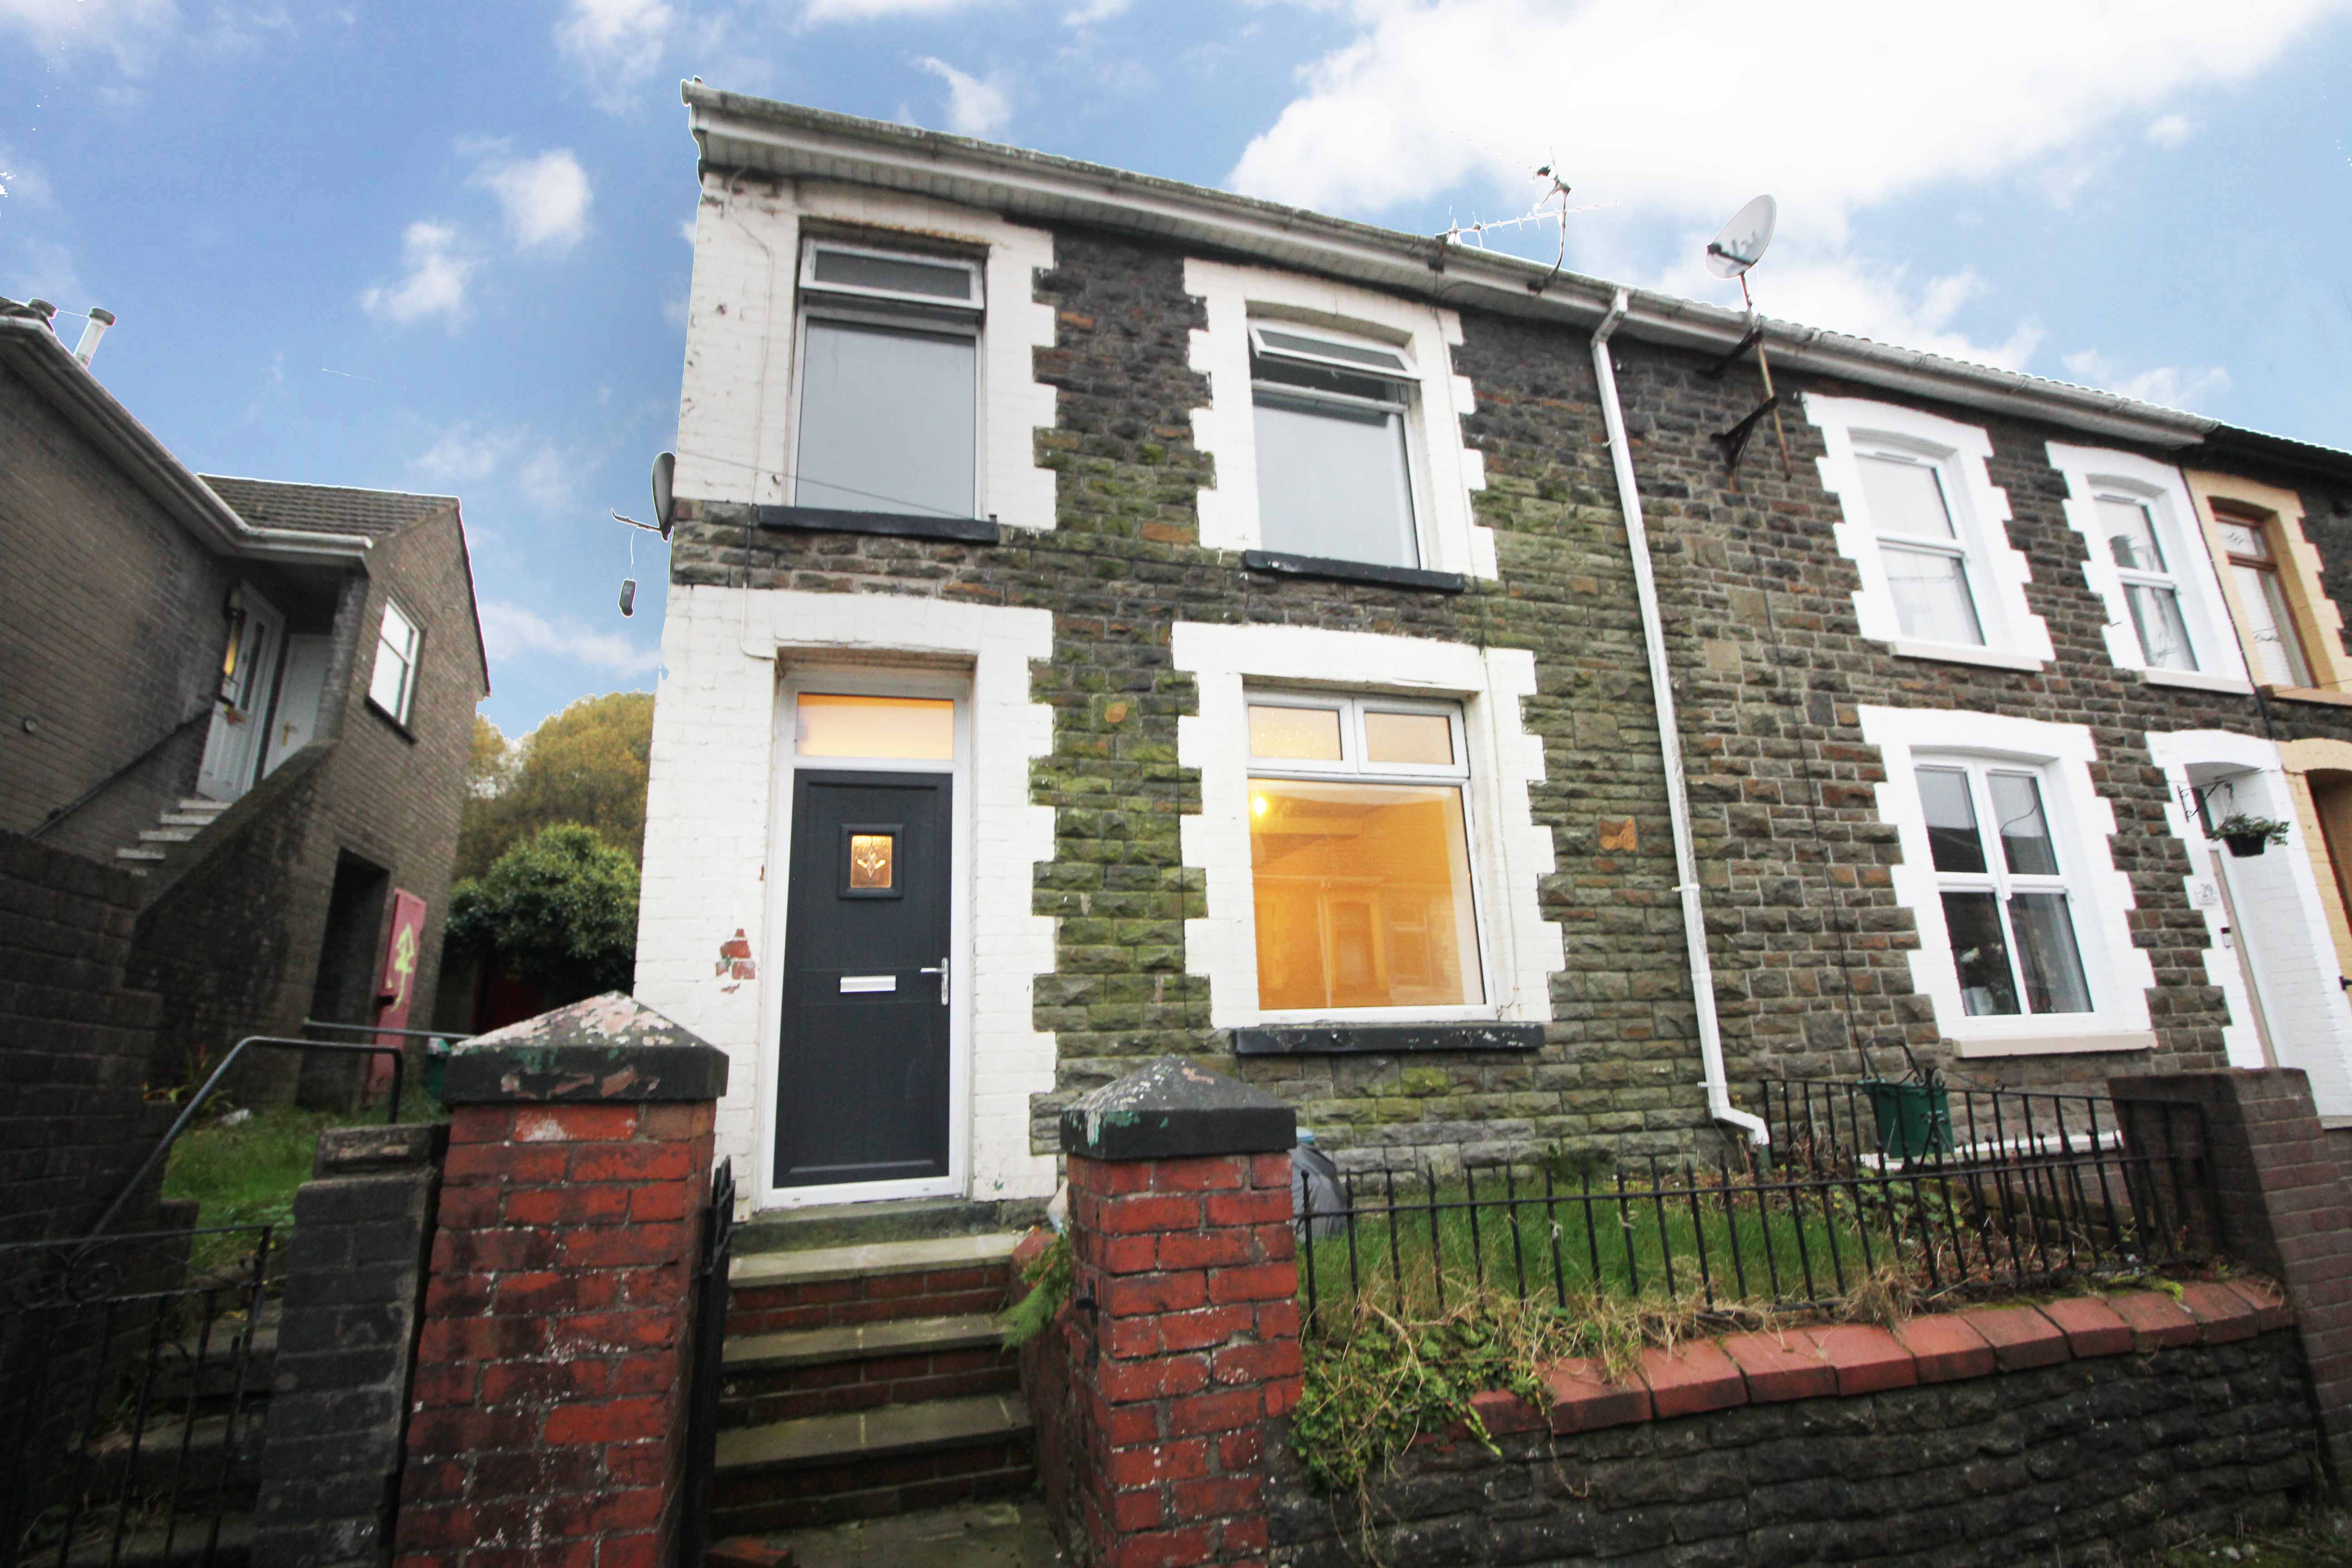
[369,600,421,725]
[2216,510,2316,688]
[1245,693,1482,1013]
[1857,451,1983,646]
[2097,495,2198,671]
[1249,323,1419,570]
[1915,760,2092,1018]
[794,240,983,520]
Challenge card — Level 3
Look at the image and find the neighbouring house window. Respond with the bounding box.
[2099,494,2197,670]
[1914,760,2092,1017]
[2216,510,2316,688]
[1249,323,1421,569]
[1245,693,1483,1012]
[1808,396,2050,670]
[794,240,983,519]
[369,601,421,725]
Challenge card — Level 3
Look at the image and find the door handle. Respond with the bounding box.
[918,956,949,1005]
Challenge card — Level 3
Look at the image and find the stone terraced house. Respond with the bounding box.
[636,86,2352,1221]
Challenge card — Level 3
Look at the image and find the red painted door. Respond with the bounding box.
[370,890,428,1094]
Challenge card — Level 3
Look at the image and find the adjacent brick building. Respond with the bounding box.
[0,297,488,1109]
[637,89,2352,1217]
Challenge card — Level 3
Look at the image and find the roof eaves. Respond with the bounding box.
[682,85,2252,455]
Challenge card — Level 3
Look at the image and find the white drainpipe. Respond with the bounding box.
[1589,289,1770,1151]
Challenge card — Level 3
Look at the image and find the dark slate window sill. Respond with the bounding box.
[1233,1022,1545,1056]
[1240,550,1466,593]
[755,505,1000,545]
[365,698,417,744]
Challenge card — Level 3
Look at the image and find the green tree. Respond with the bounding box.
[445,824,638,1005]
[456,691,653,881]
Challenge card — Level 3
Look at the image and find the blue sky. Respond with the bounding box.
[6,0,2351,737]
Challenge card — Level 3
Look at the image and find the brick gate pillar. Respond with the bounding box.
[1051,1056,1300,1568]
[2110,1068,2352,1480]
[392,995,728,1568]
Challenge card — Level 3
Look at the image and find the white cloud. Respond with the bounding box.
[1230,0,2342,365]
[915,57,1012,138]
[2060,349,2232,412]
[479,599,659,680]
[359,221,475,327]
[414,423,581,512]
[557,0,673,106]
[2146,113,2196,149]
[0,0,177,72]
[470,148,593,253]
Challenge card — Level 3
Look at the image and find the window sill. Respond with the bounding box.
[1952,1029,2155,1059]
[2260,684,2352,709]
[1232,1021,1544,1056]
[1241,550,1466,594]
[365,698,417,744]
[2141,667,2256,696]
[755,505,1000,545]
[1888,639,2045,673]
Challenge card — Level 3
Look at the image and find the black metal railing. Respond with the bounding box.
[82,1036,408,1243]
[676,1158,736,1568]
[0,1225,274,1568]
[1295,1077,2220,1331]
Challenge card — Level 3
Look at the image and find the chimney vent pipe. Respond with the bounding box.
[74,308,115,367]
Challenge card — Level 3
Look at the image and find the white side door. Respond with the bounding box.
[196,588,285,802]
[263,634,332,778]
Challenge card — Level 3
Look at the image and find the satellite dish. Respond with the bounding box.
[1705,195,1777,279]
[651,451,676,538]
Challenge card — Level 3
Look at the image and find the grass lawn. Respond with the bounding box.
[162,1098,442,1279]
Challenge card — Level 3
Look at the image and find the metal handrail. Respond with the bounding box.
[28,702,215,839]
[80,1035,408,1245]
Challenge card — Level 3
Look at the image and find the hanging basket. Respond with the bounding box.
[1860,1078,1954,1161]
[2222,832,2271,859]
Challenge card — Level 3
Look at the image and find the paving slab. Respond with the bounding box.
[761,1499,1063,1568]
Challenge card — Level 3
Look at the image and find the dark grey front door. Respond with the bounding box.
[775,770,953,1189]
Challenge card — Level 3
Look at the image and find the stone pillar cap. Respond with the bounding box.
[442,993,730,1104]
[1060,1055,1295,1161]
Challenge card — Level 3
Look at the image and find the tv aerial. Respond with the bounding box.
[1699,194,1790,487]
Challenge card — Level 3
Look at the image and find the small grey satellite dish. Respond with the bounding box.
[1705,195,1777,280]
[651,451,676,539]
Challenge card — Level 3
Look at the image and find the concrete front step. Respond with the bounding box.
[735,1196,1049,1256]
[78,1412,266,1502]
[711,1393,1035,1534]
[721,1312,1017,1427]
[727,1234,1021,1336]
[60,1510,250,1568]
[176,800,231,814]
[115,847,167,863]
[138,828,200,844]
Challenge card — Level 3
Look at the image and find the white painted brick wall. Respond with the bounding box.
[636,586,1059,1211]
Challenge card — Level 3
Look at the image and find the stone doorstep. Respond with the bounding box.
[730,1234,1023,1291]
[1441,1288,2283,1442]
[725,1313,1006,1372]
[714,1392,1033,1475]
[64,1510,253,1568]
[735,1196,1049,1257]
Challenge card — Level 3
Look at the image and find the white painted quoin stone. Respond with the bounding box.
[1172,621,1563,1029]
[635,586,1059,1212]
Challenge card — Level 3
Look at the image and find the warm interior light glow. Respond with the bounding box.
[796,693,955,760]
[1248,777,1481,1010]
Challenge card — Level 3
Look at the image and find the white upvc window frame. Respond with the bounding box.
[1911,757,2096,1022]
[1247,323,1425,568]
[2045,444,2249,693]
[1244,691,1490,1022]
[1809,396,2053,672]
[368,598,421,726]
[1861,705,2153,1057]
[789,237,987,521]
[1186,258,1493,579]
